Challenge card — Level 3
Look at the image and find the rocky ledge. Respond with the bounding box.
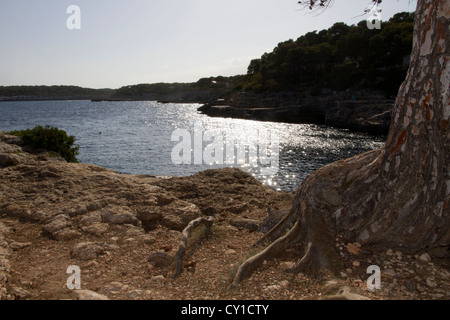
[198,90,393,136]
[0,132,448,300]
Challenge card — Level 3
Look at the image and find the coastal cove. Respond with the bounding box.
[0,100,385,192]
[0,127,448,301]
[1,0,448,302]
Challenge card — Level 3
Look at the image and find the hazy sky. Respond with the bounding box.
[0,0,417,89]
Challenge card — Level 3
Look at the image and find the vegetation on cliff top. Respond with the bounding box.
[114,12,414,99]
[0,85,114,100]
[112,75,241,98]
[235,12,414,96]
[0,12,414,101]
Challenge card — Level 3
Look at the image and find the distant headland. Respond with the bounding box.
[0,12,414,137]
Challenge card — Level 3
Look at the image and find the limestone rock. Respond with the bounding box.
[9,242,32,251]
[151,275,166,282]
[161,201,201,231]
[0,258,11,272]
[43,214,72,234]
[426,277,438,288]
[0,136,300,299]
[53,228,81,240]
[126,289,143,299]
[0,140,35,168]
[11,286,31,299]
[81,223,109,237]
[101,282,129,295]
[0,247,10,259]
[0,141,21,153]
[346,243,361,255]
[74,289,109,300]
[136,207,162,222]
[0,154,21,168]
[147,252,174,268]
[0,222,10,234]
[0,133,22,146]
[2,205,33,221]
[124,225,145,237]
[136,234,156,244]
[101,207,140,226]
[230,218,261,231]
[70,242,105,261]
[419,253,431,263]
[264,285,282,292]
[383,268,397,277]
[279,261,296,271]
[79,212,102,226]
[225,249,238,257]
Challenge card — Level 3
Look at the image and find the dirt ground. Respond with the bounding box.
[2,183,449,301]
[0,135,449,301]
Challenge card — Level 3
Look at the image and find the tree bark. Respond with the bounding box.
[353,0,450,252]
[232,0,449,286]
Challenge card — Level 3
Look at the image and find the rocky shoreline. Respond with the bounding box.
[198,90,394,136]
[2,88,394,136]
[1,132,448,300]
[106,89,394,136]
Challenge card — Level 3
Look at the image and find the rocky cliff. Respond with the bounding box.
[0,132,447,300]
[198,90,393,136]
[0,132,294,300]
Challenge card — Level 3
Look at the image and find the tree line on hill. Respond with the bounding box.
[235,12,414,97]
[0,12,414,101]
[0,85,114,100]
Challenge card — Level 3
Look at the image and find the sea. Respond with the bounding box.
[0,100,385,192]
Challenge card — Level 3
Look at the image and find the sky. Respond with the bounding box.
[0,0,417,89]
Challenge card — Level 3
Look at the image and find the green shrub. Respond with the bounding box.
[8,125,79,163]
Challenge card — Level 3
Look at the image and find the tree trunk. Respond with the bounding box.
[232,0,449,286]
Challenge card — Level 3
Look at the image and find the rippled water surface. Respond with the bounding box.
[0,100,385,191]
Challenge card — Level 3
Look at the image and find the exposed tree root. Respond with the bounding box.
[287,240,338,277]
[255,208,297,247]
[288,205,341,277]
[232,158,347,286]
[231,221,302,288]
[288,241,313,273]
[173,216,214,278]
